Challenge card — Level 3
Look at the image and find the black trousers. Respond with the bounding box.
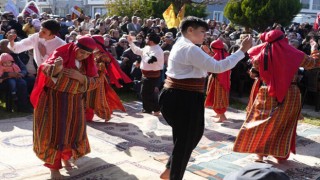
[141,77,160,112]
[159,88,205,180]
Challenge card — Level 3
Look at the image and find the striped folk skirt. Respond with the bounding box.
[233,84,301,159]
[33,87,90,164]
[205,75,229,114]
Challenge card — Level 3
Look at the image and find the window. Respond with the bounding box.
[57,8,68,17]
[301,0,310,9]
[93,7,107,16]
[42,8,52,14]
[213,11,223,22]
[313,0,320,10]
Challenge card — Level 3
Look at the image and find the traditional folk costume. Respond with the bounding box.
[30,36,100,169]
[130,33,164,114]
[245,32,267,116]
[233,30,320,160]
[159,35,245,180]
[205,39,231,115]
[85,35,130,122]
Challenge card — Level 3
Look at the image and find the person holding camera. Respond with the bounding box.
[128,32,164,115]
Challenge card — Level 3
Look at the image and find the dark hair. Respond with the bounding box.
[41,19,60,35]
[180,16,208,35]
[147,32,160,44]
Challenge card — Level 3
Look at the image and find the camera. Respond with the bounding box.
[147,56,157,64]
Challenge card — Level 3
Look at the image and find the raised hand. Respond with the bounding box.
[240,35,253,52]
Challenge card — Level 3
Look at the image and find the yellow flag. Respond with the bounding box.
[176,4,186,27]
[162,4,178,29]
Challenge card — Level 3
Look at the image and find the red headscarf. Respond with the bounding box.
[210,39,231,91]
[248,30,304,102]
[92,35,132,88]
[259,32,267,43]
[30,36,98,108]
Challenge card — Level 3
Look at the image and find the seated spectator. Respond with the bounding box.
[89,28,96,36]
[0,39,33,113]
[80,15,94,34]
[65,31,78,43]
[103,34,117,57]
[115,37,129,60]
[110,29,120,42]
[0,53,21,100]
[121,40,142,79]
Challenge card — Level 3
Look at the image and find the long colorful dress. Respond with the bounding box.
[233,30,320,160]
[31,40,100,165]
[85,35,130,122]
[204,39,231,115]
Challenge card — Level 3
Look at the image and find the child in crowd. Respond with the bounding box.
[0,53,21,100]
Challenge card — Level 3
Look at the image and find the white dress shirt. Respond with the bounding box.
[8,33,66,66]
[129,42,164,71]
[166,36,245,79]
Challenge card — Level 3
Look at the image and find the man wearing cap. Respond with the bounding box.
[7,19,66,67]
[128,32,164,115]
[30,36,101,179]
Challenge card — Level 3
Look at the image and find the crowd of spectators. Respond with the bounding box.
[0,10,318,113]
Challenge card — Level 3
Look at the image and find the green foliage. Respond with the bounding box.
[105,0,207,19]
[224,0,302,32]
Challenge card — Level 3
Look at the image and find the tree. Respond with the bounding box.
[224,0,302,32]
[105,0,220,19]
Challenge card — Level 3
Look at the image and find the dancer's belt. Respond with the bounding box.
[164,76,206,93]
[141,70,161,78]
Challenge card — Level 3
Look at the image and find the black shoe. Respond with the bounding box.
[141,109,152,114]
[12,93,18,101]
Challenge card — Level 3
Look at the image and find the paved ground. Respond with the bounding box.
[0,101,319,180]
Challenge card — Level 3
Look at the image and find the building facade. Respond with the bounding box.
[300,0,320,16]
[2,0,319,22]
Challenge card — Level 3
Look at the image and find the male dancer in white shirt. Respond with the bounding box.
[128,32,164,116]
[158,16,252,180]
[7,19,66,67]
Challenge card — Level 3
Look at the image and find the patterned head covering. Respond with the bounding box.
[248,30,305,102]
